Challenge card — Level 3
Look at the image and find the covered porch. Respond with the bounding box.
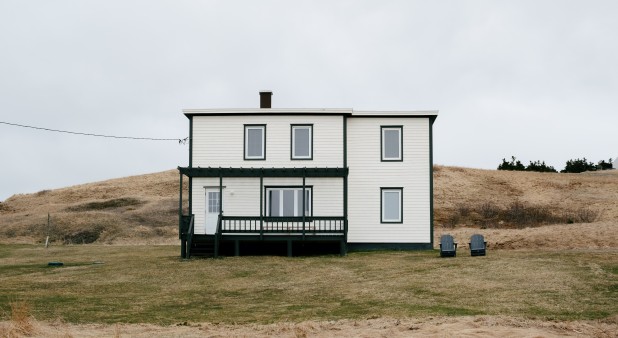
[178,167,348,257]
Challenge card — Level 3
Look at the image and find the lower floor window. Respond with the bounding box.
[266,187,312,217]
[381,188,402,223]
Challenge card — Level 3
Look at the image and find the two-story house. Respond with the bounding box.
[178,92,438,257]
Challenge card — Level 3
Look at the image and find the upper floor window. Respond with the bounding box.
[381,126,402,161]
[244,125,266,160]
[291,125,313,160]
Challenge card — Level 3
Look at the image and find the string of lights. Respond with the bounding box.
[0,121,188,144]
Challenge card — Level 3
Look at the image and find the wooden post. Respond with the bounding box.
[302,171,306,240]
[260,173,263,240]
[287,240,293,257]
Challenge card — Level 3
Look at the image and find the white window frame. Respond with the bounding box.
[291,125,313,160]
[266,187,312,217]
[381,126,402,161]
[381,188,402,223]
[244,125,265,160]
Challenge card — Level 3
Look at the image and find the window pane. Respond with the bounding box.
[208,192,220,213]
[293,127,310,158]
[305,190,310,214]
[270,190,280,216]
[383,191,400,221]
[297,190,303,216]
[282,190,295,216]
[247,128,263,158]
[384,129,400,159]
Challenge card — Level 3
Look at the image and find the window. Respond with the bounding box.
[244,125,265,160]
[266,187,312,217]
[291,125,313,160]
[381,188,402,223]
[381,126,402,161]
[207,191,220,213]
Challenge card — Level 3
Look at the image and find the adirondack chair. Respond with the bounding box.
[469,234,487,256]
[439,234,457,257]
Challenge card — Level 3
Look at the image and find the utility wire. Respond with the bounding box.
[0,121,188,144]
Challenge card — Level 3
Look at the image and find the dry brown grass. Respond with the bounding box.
[434,165,618,228]
[0,301,36,337]
[0,170,187,245]
[1,166,617,248]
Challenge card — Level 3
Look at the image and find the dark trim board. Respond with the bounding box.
[347,243,433,251]
[179,167,348,178]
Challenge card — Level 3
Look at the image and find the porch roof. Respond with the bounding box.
[178,167,348,178]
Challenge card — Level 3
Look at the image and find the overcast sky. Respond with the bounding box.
[1,0,617,201]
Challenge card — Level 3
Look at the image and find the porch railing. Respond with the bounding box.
[219,216,345,234]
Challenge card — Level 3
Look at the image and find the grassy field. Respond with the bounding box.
[1,245,616,326]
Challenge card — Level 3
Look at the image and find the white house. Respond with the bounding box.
[178,92,438,257]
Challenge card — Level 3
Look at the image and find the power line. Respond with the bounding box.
[0,121,188,144]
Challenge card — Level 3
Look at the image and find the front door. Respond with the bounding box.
[205,189,222,234]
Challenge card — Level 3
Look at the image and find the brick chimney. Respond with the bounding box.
[259,91,272,108]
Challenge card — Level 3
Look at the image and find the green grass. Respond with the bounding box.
[0,245,616,325]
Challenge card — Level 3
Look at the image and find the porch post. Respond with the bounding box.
[260,172,264,240]
[179,172,186,258]
[302,168,306,240]
[215,174,222,258]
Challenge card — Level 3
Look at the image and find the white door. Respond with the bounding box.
[205,189,222,234]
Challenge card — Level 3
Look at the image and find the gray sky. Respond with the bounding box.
[1,0,617,201]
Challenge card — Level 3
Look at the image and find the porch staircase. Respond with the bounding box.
[188,236,216,257]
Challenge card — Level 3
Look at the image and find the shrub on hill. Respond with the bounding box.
[497,156,525,171]
[497,156,556,173]
[560,158,596,173]
[597,158,613,170]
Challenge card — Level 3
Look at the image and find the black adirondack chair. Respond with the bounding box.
[469,234,487,256]
[439,234,457,257]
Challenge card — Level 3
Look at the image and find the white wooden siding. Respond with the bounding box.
[192,115,344,168]
[347,117,431,243]
[191,177,344,235]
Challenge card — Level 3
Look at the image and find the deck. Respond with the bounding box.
[180,215,346,257]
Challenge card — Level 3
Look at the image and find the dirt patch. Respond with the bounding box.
[2,316,616,338]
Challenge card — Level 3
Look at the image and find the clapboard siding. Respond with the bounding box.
[191,177,344,235]
[192,115,343,168]
[347,117,431,243]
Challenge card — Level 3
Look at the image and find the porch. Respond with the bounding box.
[178,167,349,257]
[181,215,346,257]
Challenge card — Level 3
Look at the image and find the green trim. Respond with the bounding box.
[189,116,193,167]
[380,187,403,223]
[188,117,193,218]
[343,116,347,168]
[429,116,436,249]
[178,167,348,178]
[243,124,266,160]
[290,124,313,160]
[347,243,433,251]
[380,126,403,162]
[343,116,348,243]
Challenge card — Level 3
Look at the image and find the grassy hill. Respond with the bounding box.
[1,166,617,248]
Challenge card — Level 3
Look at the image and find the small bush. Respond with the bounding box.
[9,301,34,336]
[498,156,526,171]
[597,158,613,170]
[525,160,557,173]
[498,156,557,172]
[561,158,597,173]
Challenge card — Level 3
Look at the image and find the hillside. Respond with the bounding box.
[1,166,617,248]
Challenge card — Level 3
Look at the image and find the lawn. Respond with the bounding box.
[0,245,616,325]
